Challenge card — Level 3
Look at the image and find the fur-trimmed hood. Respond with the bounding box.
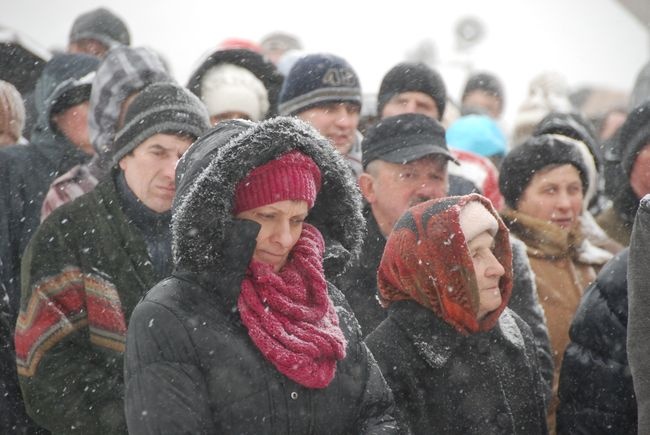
[172,116,364,276]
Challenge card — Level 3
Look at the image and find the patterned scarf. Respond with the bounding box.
[238,223,347,388]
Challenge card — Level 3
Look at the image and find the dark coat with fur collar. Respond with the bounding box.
[124,117,399,434]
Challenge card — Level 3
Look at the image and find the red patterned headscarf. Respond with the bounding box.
[378,194,513,334]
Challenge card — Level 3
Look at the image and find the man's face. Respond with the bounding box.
[119,133,193,213]
[381,91,440,120]
[297,102,360,155]
[360,155,449,236]
[52,101,93,155]
[630,143,650,199]
[516,164,584,230]
[462,89,502,119]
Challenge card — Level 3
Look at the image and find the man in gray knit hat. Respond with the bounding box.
[16,82,210,434]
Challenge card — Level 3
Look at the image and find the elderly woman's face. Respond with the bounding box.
[236,200,309,272]
[516,164,583,230]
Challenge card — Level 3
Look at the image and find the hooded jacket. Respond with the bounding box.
[0,53,98,318]
[186,48,283,119]
[366,195,547,434]
[124,117,398,434]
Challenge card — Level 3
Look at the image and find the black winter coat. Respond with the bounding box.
[366,301,548,435]
[125,270,398,434]
[125,117,398,434]
[557,249,636,434]
[333,206,386,337]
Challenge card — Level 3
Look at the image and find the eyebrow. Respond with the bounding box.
[146,143,171,152]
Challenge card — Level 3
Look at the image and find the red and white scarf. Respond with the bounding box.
[237,223,347,389]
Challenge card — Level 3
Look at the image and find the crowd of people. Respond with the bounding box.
[1,6,649,435]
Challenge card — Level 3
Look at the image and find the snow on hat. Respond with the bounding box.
[69,7,131,49]
[619,100,650,178]
[233,150,322,214]
[459,199,499,243]
[377,62,447,121]
[362,113,458,168]
[112,82,210,165]
[446,114,507,157]
[0,80,25,142]
[278,53,361,116]
[498,134,589,209]
[201,63,270,121]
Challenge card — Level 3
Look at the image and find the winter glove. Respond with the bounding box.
[217,218,260,305]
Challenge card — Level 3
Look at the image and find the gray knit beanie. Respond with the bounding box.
[112,83,210,165]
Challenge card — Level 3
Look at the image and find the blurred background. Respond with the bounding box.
[3,0,648,133]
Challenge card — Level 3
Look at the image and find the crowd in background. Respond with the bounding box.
[1,6,650,435]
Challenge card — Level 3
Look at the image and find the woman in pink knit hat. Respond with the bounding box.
[124,117,399,434]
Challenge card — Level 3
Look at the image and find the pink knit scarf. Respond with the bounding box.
[237,223,347,389]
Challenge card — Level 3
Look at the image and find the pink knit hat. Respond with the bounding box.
[234,150,321,214]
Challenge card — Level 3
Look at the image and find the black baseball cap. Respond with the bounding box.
[362,113,458,168]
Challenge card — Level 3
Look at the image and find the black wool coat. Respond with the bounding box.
[333,206,387,338]
[557,249,636,434]
[366,301,548,435]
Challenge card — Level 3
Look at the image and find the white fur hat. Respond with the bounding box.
[459,200,499,243]
[200,63,269,121]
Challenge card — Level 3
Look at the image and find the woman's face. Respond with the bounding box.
[236,200,309,272]
[516,164,584,230]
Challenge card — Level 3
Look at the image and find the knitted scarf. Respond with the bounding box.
[237,223,347,389]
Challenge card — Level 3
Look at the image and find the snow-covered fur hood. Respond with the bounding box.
[172,116,365,275]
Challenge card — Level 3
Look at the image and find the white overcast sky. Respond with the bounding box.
[3,0,649,129]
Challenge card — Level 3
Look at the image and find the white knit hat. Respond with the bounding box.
[459,200,499,243]
[200,63,269,121]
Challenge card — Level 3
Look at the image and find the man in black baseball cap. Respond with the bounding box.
[333,113,457,336]
[360,113,458,237]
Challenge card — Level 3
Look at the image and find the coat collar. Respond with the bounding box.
[388,300,525,369]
